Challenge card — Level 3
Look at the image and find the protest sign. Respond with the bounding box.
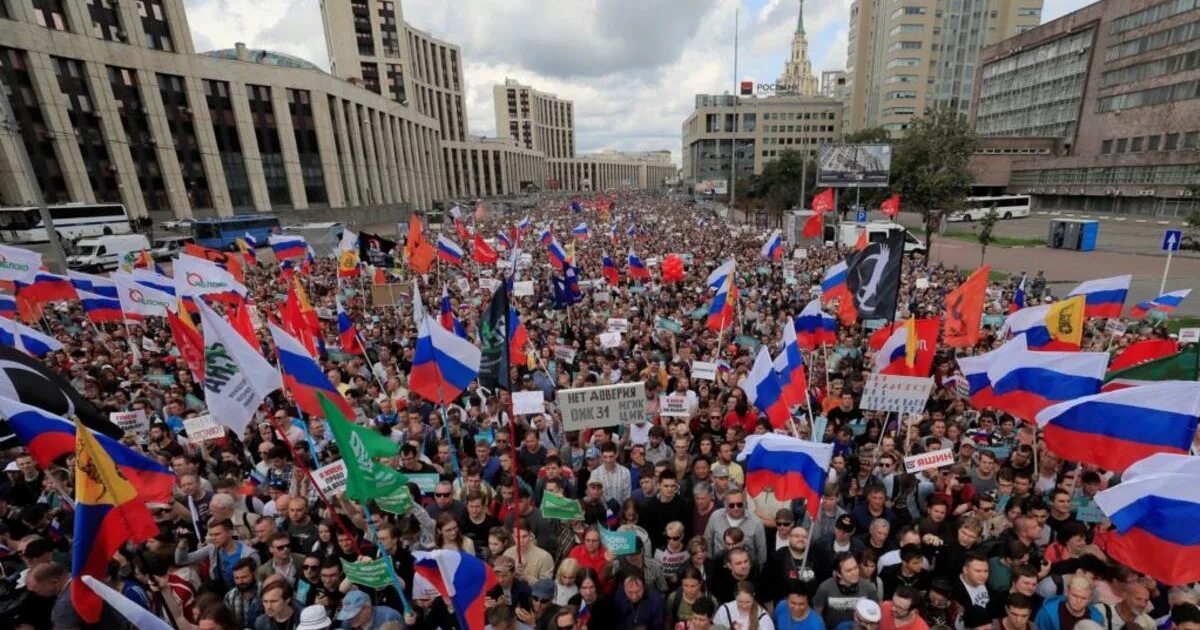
[553,344,577,364]
[559,382,646,431]
[455,277,470,294]
[376,489,415,514]
[341,558,392,589]
[1180,328,1200,343]
[182,414,223,442]
[398,472,439,493]
[691,361,718,381]
[598,528,638,555]
[541,493,585,520]
[606,318,629,333]
[140,336,161,353]
[594,291,611,303]
[1076,502,1106,524]
[513,280,534,297]
[655,316,683,334]
[903,448,955,473]
[313,460,348,496]
[1105,319,1127,336]
[658,394,690,418]
[599,331,622,349]
[512,390,546,415]
[861,373,935,415]
[794,248,808,259]
[316,307,334,320]
[111,409,148,436]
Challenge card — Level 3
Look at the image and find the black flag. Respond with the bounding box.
[0,344,122,448]
[845,229,905,321]
[358,232,398,268]
[479,282,511,392]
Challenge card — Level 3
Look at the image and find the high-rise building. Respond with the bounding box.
[844,0,1044,135]
[821,70,848,101]
[493,79,575,158]
[777,0,820,96]
[969,0,1200,216]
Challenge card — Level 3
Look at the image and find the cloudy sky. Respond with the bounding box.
[184,0,1092,165]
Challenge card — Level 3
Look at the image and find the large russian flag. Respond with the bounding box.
[1037,381,1200,472]
[435,234,464,265]
[0,293,15,319]
[1067,274,1131,319]
[760,229,783,260]
[602,253,620,286]
[78,289,124,324]
[1130,289,1191,319]
[17,271,77,304]
[708,259,735,289]
[413,550,498,630]
[0,317,62,356]
[737,433,832,519]
[772,319,808,408]
[572,222,590,240]
[794,298,837,350]
[268,234,308,261]
[1095,467,1200,586]
[547,239,569,271]
[987,346,1107,422]
[954,336,1027,410]
[68,271,118,299]
[820,261,849,303]
[628,250,650,280]
[739,347,791,428]
[0,395,175,504]
[268,322,356,420]
[439,286,466,338]
[409,310,481,405]
[1000,296,1085,350]
[707,273,734,331]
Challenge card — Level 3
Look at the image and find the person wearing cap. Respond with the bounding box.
[518,579,560,628]
[296,604,332,630]
[710,462,736,498]
[811,514,866,583]
[814,552,881,629]
[832,598,882,630]
[335,589,406,629]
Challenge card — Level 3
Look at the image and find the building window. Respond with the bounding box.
[385,63,406,104]
[0,47,67,203]
[138,0,174,51]
[887,41,922,52]
[1185,132,1200,149]
[86,0,123,41]
[1101,139,1113,154]
[158,73,211,209]
[1116,138,1128,153]
[1104,20,1200,63]
[107,66,168,213]
[247,84,290,208]
[1018,7,1042,16]
[287,89,327,205]
[360,62,380,94]
[53,56,121,202]
[1097,79,1200,113]
[1166,132,1180,150]
[32,0,69,31]
[1131,136,1144,152]
[1148,135,1162,151]
[203,79,253,208]
[352,0,374,56]
[1110,0,1199,35]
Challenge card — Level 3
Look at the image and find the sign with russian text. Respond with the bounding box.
[111,409,149,436]
[599,331,622,349]
[903,448,955,473]
[341,558,392,589]
[313,460,348,496]
[182,414,223,442]
[512,390,546,415]
[553,344,577,364]
[861,373,935,414]
[658,394,690,418]
[691,361,718,381]
[559,382,647,431]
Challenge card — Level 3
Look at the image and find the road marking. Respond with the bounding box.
[1136,219,1147,223]
[1097,216,1110,220]
[1157,221,1171,225]
[1115,217,1126,221]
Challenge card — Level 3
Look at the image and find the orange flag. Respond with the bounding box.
[404,214,435,274]
[854,230,868,251]
[943,265,990,348]
[168,302,205,383]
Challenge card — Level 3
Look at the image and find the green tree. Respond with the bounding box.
[976,207,998,266]
[891,106,979,262]
[742,149,817,214]
[843,127,892,144]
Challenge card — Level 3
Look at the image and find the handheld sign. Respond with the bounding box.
[513,280,534,297]
[553,344,577,364]
[313,460,348,496]
[598,528,638,555]
[111,409,149,436]
[1179,328,1200,344]
[559,382,647,431]
[341,558,392,589]
[182,414,223,442]
[861,374,935,415]
[691,361,718,381]
[599,331,622,349]
[903,448,955,473]
[658,394,691,418]
[512,390,546,415]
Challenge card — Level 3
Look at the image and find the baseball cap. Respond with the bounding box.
[532,579,555,600]
[711,463,730,478]
[585,446,600,459]
[336,591,371,621]
[3,462,18,473]
[296,605,332,630]
[856,599,882,623]
[835,514,856,533]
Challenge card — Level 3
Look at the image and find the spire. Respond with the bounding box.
[796,0,805,34]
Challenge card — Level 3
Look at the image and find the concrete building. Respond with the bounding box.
[821,70,848,101]
[777,0,820,96]
[0,0,443,221]
[969,0,1200,216]
[493,78,574,158]
[680,93,842,187]
[844,0,1044,135]
[547,150,676,192]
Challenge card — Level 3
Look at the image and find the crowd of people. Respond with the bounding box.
[0,190,1194,630]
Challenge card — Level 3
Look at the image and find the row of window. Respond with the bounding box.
[1100,48,1200,88]
[1096,78,1200,112]
[761,111,836,120]
[1011,164,1198,187]
[1104,19,1200,62]
[762,125,837,133]
[26,0,175,51]
[762,136,831,145]
[1100,131,1200,154]
[1109,0,1198,35]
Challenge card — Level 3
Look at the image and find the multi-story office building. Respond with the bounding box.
[0,1,444,220]
[680,94,842,186]
[547,151,676,192]
[844,0,1044,135]
[494,79,574,159]
[969,0,1200,216]
[821,70,849,101]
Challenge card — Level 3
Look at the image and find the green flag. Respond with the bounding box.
[541,492,584,521]
[319,393,404,502]
[1103,345,1199,389]
[341,557,393,589]
[375,488,416,514]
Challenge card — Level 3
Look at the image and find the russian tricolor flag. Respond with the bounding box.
[547,239,569,271]
[0,294,14,319]
[820,261,849,303]
[628,250,650,280]
[955,336,1027,410]
[707,273,734,331]
[988,346,1108,422]
[572,222,590,240]
[439,286,466,338]
[1130,288,1191,319]
[1001,296,1085,350]
[1010,273,1026,313]
[737,433,832,519]
[760,229,783,261]
[1039,381,1200,473]
[268,234,308,261]
[413,550,499,630]
[78,289,124,324]
[436,234,464,265]
[496,230,513,250]
[0,316,62,356]
[602,253,620,286]
[336,301,363,355]
[17,271,77,304]
[517,216,531,233]
[409,302,481,405]
[772,319,808,408]
[739,347,791,428]
[707,259,735,290]
[268,322,356,420]
[794,298,837,350]
[1068,274,1131,319]
[68,271,118,299]
[539,228,553,245]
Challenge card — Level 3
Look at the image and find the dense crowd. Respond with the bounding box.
[0,191,1194,630]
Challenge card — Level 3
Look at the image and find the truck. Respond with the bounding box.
[837,221,927,255]
[67,233,151,272]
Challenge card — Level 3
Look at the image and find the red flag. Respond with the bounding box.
[373,266,387,285]
[869,322,903,351]
[167,305,206,383]
[473,234,498,264]
[454,218,472,242]
[1108,339,1180,373]
[802,213,823,239]
[228,299,259,349]
[184,243,245,283]
[812,189,835,213]
[837,296,857,326]
[854,230,868,251]
[881,194,900,218]
[943,266,989,348]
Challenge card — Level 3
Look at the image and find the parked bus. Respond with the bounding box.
[0,203,131,243]
[192,215,281,250]
[947,195,1031,222]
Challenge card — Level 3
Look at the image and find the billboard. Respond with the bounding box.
[696,180,728,195]
[817,144,893,188]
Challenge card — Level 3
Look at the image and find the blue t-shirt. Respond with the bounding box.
[775,601,828,630]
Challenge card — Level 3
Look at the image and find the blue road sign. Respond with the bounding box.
[856,209,868,223]
[1163,229,1182,251]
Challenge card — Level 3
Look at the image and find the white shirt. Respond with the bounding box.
[715,602,776,630]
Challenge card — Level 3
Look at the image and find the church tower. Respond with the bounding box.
[777,0,819,96]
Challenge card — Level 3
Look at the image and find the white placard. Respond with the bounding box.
[316,307,334,320]
[794,247,808,260]
[479,278,500,293]
[691,361,718,381]
[512,390,546,415]
[553,344,577,364]
[904,448,956,473]
[559,382,647,431]
[455,277,470,294]
[860,373,935,414]
[594,291,611,303]
[182,414,224,442]
[658,394,690,417]
[1105,319,1127,336]
[313,460,348,496]
[111,409,148,436]
[519,253,533,268]
[599,331,622,348]
[140,336,161,353]
[1180,327,1200,343]
[915,278,930,290]
[606,318,630,333]
[513,280,534,297]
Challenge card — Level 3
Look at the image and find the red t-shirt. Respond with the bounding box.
[879,601,931,630]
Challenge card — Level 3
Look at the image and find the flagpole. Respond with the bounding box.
[360,502,414,616]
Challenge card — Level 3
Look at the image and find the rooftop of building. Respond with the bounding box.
[200,44,325,73]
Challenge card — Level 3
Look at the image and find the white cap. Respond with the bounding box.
[856,599,882,623]
[296,605,332,630]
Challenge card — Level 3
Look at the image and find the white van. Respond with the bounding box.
[68,234,151,272]
[837,221,927,255]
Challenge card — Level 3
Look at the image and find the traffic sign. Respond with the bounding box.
[856,209,868,223]
[1163,229,1182,251]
